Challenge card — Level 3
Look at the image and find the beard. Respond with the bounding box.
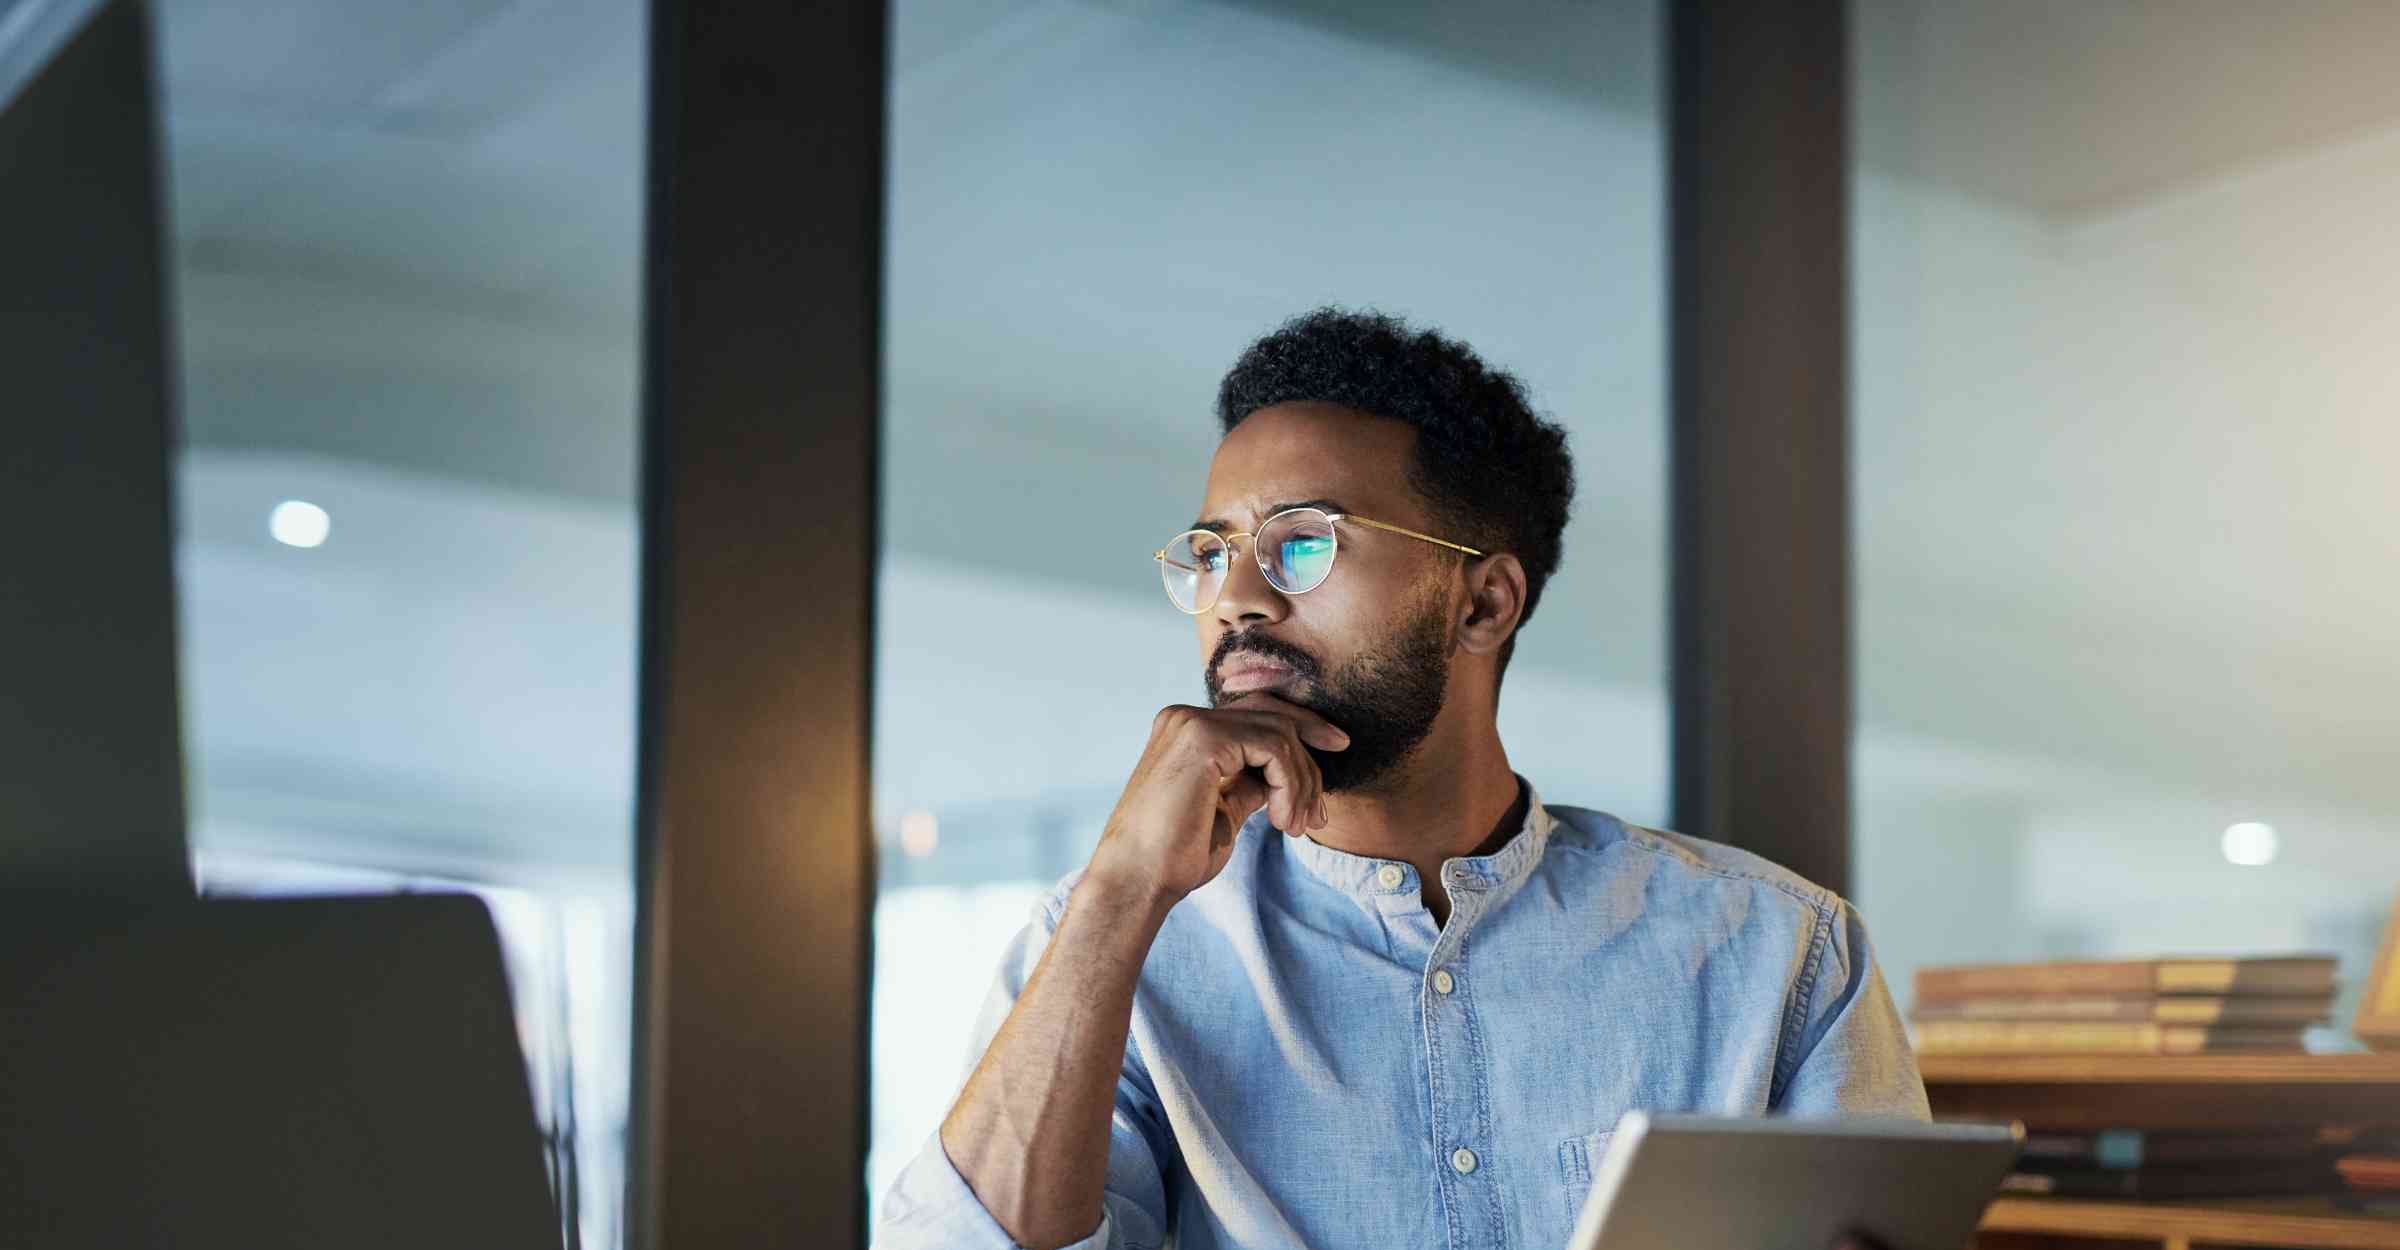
[1204,588,1454,794]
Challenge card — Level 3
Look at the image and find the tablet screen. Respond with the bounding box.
[1569,1114,2023,1250]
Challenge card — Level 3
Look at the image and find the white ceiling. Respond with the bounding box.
[150,0,2400,499]
[1855,0,2400,217]
[158,0,644,500]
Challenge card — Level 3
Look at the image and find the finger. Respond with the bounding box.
[1233,722,1316,833]
[1275,718,1324,831]
[1261,711,1326,825]
[1198,712,1320,833]
[1218,772,1270,830]
[1208,706,1333,830]
[1220,691,1352,752]
[1210,734,1288,831]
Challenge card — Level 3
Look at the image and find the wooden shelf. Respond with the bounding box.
[1926,1053,2400,1247]
[1925,1054,2400,1130]
[1979,1196,2400,1250]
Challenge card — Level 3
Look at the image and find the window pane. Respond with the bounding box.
[1851,1,2400,1046]
[873,0,1666,1212]
[158,1,646,1243]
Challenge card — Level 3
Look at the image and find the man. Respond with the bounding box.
[876,310,1928,1250]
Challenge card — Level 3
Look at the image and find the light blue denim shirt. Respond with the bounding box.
[876,787,1930,1250]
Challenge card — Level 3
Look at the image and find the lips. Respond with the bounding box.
[1215,655,1298,694]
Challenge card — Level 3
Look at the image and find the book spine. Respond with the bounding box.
[1915,1020,2168,1053]
[1913,1020,2307,1055]
[1918,958,2336,1000]
[1910,996,2332,1025]
[1917,962,2153,999]
[1914,997,2160,1023]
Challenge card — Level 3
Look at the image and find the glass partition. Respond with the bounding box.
[157,1,647,1242]
[1850,0,2400,1047]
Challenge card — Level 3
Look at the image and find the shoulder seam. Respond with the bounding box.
[1609,826,1841,912]
[1770,900,1838,1107]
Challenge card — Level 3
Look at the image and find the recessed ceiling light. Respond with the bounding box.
[2221,822,2278,867]
[269,500,330,549]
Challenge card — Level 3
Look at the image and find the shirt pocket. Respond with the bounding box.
[1557,1129,1618,1228]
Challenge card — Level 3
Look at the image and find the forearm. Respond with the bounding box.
[938,869,1172,1250]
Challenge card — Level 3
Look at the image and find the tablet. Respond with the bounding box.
[1567,1113,2024,1250]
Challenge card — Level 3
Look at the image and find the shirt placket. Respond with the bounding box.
[1423,861,1504,1250]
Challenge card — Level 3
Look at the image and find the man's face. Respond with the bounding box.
[1194,402,1460,793]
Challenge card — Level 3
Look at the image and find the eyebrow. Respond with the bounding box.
[1189,498,1348,535]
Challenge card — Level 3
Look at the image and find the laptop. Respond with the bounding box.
[0,894,561,1250]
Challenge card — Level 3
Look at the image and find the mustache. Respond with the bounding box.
[1207,631,1323,688]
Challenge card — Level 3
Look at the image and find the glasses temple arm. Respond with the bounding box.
[1334,514,1483,557]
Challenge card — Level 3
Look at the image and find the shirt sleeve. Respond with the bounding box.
[1772,896,1932,1120]
[872,892,1177,1250]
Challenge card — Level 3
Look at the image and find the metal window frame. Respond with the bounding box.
[628,3,887,1248]
[0,0,189,897]
[1669,0,1852,896]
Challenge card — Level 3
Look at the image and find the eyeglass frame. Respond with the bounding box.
[1152,506,1484,615]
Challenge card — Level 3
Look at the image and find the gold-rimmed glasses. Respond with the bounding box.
[1153,506,1482,614]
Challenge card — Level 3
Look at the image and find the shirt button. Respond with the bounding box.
[1376,864,1405,889]
[1451,1146,1478,1174]
[1432,969,1456,995]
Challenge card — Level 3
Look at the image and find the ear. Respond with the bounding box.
[1454,552,1527,659]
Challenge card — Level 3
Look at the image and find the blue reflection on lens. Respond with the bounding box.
[1277,534,1334,589]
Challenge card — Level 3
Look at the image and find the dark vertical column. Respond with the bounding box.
[1668,0,1851,894]
[0,0,191,896]
[628,4,892,1238]
[629,3,885,1249]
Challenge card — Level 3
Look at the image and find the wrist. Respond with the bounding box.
[1077,853,1182,926]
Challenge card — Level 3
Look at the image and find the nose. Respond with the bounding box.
[1211,535,1289,628]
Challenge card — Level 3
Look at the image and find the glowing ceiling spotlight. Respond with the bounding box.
[268,500,331,549]
[2221,821,2279,867]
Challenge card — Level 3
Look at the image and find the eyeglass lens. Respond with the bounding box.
[1160,510,1338,611]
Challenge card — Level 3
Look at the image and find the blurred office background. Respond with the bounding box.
[43,0,2392,1243]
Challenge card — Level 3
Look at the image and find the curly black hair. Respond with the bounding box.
[1215,308,1575,677]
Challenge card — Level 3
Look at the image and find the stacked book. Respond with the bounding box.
[1911,955,2338,1057]
[1913,954,2350,1200]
